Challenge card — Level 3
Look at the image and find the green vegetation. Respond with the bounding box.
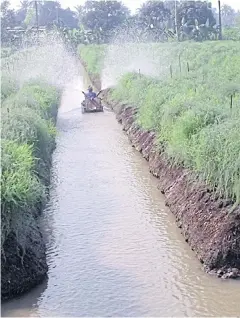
[1,73,60,249]
[78,44,107,75]
[223,26,240,41]
[79,41,240,204]
[4,0,240,50]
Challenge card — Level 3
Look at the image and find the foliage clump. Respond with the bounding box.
[1,74,60,248]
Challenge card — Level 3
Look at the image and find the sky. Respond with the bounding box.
[9,0,240,12]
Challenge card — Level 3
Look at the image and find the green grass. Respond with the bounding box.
[1,72,61,248]
[79,41,240,204]
[78,44,107,75]
[223,26,240,41]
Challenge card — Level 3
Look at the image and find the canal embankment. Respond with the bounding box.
[1,60,61,300]
[79,41,240,278]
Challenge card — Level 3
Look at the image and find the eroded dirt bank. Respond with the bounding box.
[1,226,48,301]
[99,87,240,279]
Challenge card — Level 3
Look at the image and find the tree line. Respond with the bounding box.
[1,0,240,46]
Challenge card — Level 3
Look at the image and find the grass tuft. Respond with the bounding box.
[1,70,61,249]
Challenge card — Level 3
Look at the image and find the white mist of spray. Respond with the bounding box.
[3,32,85,113]
[101,27,178,90]
[5,34,81,88]
[101,43,157,89]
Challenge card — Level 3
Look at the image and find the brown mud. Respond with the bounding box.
[97,83,240,279]
[1,227,48,301]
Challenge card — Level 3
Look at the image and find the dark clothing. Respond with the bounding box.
[86,91,97,99]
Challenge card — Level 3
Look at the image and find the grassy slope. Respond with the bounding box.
[1,73,60,249]
[79,41,240,204]
[78,44,107,75]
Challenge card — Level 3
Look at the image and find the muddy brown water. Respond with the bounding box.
[2,76,240,317]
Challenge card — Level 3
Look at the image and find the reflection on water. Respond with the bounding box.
[2,77,240,317]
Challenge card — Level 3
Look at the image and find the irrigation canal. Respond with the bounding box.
[2,74,240,317]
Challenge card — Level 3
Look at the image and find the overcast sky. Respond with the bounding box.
[9,0,240,12]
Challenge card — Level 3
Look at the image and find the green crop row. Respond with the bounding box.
[1,73,61,248]
[79,41,240,204]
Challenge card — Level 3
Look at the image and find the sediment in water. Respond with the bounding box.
[84,66,240,279]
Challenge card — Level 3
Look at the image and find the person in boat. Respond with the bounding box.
[86,86,97,100]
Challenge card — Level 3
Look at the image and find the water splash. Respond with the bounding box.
[101,27,178,90]
[101,45,156,89]
[2,32,81,89]
[101,26,157,89]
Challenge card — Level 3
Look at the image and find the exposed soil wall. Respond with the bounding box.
[1,225,48,301]
[99,87,240,279]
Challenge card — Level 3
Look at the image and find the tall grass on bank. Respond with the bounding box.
[79,41,240,204]
[78,44,107,75]
[1,75,61,250]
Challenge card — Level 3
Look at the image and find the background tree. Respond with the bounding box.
[1,1,17,44]
[76,1,130,43]
[235,12,240,27]
[36,1,77,28]
[175,1,217,41]
[137,1,171,28]
[136,1,171,40]
[15,1,78,29]
[23,2,36,28]
[74,5,83,25]
[58,7,78,28]
[221,4,236,26]
[15,1,29,26]
[221,7,240,40]
[1,1,16,28]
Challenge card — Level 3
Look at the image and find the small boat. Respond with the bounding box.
[81,91,103,113]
